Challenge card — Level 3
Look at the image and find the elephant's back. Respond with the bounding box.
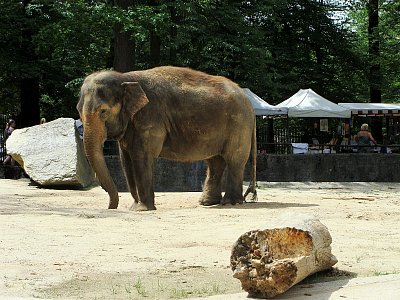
[132,66,254,118]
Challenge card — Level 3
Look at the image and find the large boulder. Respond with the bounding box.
[6,118,96,188]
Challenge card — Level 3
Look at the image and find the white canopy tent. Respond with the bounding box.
[276,88,351,118]
[243,88,287,116]
[338,103,400,116]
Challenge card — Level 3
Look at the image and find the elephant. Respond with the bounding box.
[77,66,257,211]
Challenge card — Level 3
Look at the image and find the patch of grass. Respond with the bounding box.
[372,269,400,276]
[36,268,239,299]
[169,283,223,299]
[206,283,222,295]
[155,278,166,295]
[170,288,189,299]
[124,283,132,294]
[110,284,118,295]
[133,277,148,297]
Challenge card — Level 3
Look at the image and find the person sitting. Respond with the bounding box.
[356,123,377,153]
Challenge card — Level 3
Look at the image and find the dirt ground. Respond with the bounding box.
[1,178,400,299]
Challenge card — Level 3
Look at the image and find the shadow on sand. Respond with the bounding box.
[207,201,318,210]
[273,268,356,300]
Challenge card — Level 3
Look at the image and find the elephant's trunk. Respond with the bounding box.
[83,114,119,209]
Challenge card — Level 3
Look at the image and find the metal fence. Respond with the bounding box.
[257,125,303,154]
[1,114,9,163]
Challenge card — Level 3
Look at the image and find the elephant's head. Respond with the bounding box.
[77,70,149,209]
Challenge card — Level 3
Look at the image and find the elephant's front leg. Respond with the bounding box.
[131,153,156,211]
[119,147,139,206]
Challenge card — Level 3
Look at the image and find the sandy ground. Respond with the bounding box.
[0,178,400,299]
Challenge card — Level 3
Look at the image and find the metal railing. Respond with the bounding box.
[256,142,400,154]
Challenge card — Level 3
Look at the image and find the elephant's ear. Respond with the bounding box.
[121,82,149,121]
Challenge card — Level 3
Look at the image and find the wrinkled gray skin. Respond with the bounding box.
[77,66,256,211]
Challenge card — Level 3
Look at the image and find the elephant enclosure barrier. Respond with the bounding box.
[104,148,400,193]
[3,138,398,185]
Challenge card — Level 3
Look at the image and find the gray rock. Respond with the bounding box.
[6,118,96,188]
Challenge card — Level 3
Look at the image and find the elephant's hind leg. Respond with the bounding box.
[199,156,225,206]
[221,159,246,206]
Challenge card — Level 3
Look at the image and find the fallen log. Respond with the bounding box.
[231,213,337,298]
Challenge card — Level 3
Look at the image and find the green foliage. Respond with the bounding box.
[32,0,116,119]
[380,1,400,102]
[348,0,400,103]
[0,1,38,116]
[0,0,399,120]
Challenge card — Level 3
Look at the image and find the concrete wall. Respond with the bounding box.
[105,156,206,192]
[106,153,400,192]
[252,153,400,182]
[4,154,396,190]
[105,153,400,192]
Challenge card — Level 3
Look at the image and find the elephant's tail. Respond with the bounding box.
[244,117,258,202]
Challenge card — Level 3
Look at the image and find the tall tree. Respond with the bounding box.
[0,0,41,126]
[368,0,381,103]
[113,0,136,72]
[20,0,40,127]
[168,3,178,64]
[379,0,400,102]
[149,0,161,67]
[368,0,382,141]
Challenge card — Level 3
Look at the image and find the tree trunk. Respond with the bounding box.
[231,213,337,298]
[149,0,161,67]
[20,78,40,128]
[368,0,382,142]
[113,0,136,72]
[150,29,161,67]
[19,0,40,128]
[169,4,178,64]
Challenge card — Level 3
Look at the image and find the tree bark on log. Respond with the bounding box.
[231,213,337,298]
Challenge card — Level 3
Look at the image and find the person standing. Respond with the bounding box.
[356,123,377,153]
[3,119,16,165]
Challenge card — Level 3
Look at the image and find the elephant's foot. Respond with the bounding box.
[221,194,244,206]
[108,197,119,209]
[199,193,222,206]
[129,201,156,211]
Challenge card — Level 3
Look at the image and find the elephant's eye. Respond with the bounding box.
[99,108,110,120]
